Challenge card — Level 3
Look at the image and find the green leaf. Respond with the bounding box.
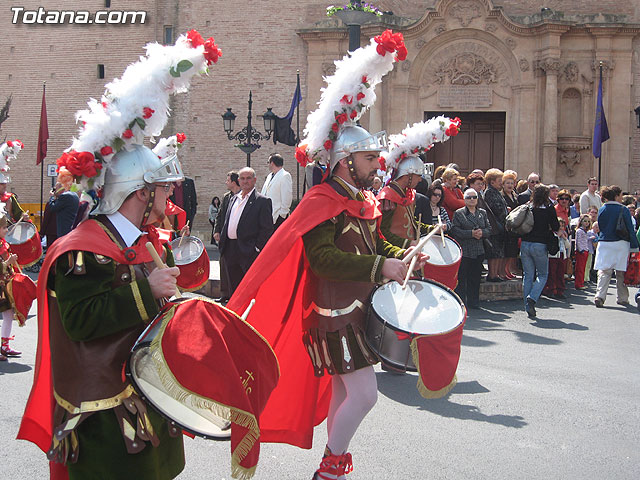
[112,137,125,152]
[177,60,193,72]
[169,67,180,78]
[128,119,136,129]
[135,117,146,130]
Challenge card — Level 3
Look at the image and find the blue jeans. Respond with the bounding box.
[520,241,549,309]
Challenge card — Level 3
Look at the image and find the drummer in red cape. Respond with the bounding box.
[377,118,461,248]
[18,30,225,480]
[228,30,434,480]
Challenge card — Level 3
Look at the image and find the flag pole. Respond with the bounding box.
[39,83,45,227]
[597,63,603,186]
[296,69,301,202]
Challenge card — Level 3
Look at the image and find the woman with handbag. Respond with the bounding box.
[593,185,639,307]
[451,188,491,309]
[501,170,520,278]
[483,169,508,281]
[520,184,560,318]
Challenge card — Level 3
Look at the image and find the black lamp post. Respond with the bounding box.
[222,91,276,167]
[635,105,640,129]
[334,1,378,51]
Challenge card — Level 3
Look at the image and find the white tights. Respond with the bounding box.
[1,310,14,338]
[326,365,377,455]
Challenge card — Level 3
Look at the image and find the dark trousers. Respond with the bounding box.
[544,257,567,295]
[455,256,483,308]
[222,240,256,297]
[274,214,288,231]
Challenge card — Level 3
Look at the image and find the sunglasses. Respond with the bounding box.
[157,184,172,193]
[466,195,478,199]
[559,197,570,201]
[431,192,442,197]
[529,180,540,184]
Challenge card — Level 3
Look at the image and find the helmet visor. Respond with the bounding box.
[143,154,185,184]
[343,131,387,155]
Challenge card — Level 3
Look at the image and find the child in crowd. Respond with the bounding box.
[574,214,592,290]
[545,217,571,299]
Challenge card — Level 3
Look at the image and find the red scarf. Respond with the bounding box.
[377,184,415,206]
[227,181,381,448]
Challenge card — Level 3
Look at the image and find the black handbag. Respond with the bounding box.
[547,231,560,256]
[616,207,631,241]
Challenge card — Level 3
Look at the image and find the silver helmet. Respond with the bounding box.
[93,144,184,215]
[393,155,425,180]
[330,124,387,170]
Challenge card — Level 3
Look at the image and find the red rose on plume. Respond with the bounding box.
[6,141,12,147]
[142,107,155,119]
[295,145,309,166]
[378,157,387,171]
[336,113,348,125]
[331,123,339,133]
[15,140,23,148]
[176,133,187,144]
[362,76,368,84]
[349,110,358,120]
[396,45,408,61]
[187,30,205,48]
[203,37,222,65]
[356,92,365,101]
[101,101,108,110]
[340,95,353,105]
[453,117,462,126]
[100,146,113,156]
[65,151,103,178]
[122,129,133,139]
[324,140,333,151]
[374,30,407,60]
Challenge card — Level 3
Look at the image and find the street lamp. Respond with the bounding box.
[221,91,275,167]
[635,105,640,129]
[334,1,379,51]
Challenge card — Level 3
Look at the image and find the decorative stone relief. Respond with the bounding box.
[505,37,517,49]
[558,150,581,177]
[322,62,336,76]
[435,24,447,34]
[591,59,615,75]
[519,58,529,72]
[449,1,482,27]
[415,38,427,49]
[401,60,412,72]
[581,73,593,96]
[534,57,561,76]
[433,53,497,85]
[484,23,497,33]
[564,62,579,82]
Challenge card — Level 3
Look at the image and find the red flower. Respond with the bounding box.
[324,139,333,151]
[15,140,23,148]
[335,112,348,125]
[374,30,407,60]
[396,45,408,61]
[122,129,133,139]
[187,30,205,48]
[142,107,155,119]
[331,123,339,133]
[203,37,222,65]
[453,117,461,126]
[176,132,187,144]
[350,110,358,120]
[356,92,365,101]
[295,145,309,166]
[58,151,102,178]
[6,141,12,147]
[362,75,368,84]
[340,95,353,105]
[101,101,108,109]
[100,146,113,156]
[378,157,387,171]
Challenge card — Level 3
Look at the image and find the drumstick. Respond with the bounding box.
[240,299,256,321]
[403,224,441,265]
[438,214,446,247]
[145,241,182,299]
[177,221,190,248]
[401,253,419,289]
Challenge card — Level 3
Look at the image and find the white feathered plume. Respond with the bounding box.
[152,133,186,160]
[295,29,407,167]
[58,30,221,190]
[0,139,24,174]
[380,116,461,172]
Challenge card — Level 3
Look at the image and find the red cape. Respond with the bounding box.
[228,181,381,448]
[18,219,167,462]
[377,185,415,206]
[165,200,187,230]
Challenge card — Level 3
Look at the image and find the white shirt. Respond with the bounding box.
[579,190,602,215]
[107,211,143,247]
[227,188,255,239]
[261,168,293,223]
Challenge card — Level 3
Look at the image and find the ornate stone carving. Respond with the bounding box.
[435,24,447,34]
[401,60,412,72]
[564,62,579,82]
[415,38,427,49]
[449,1,482,27]
[558,150,581,177]
[322,62,336,76]
[519,58,530,72]
[591,60,615,74]
[534,57,561,76]
[484,23,497,33]
[505,37,517,49]
[434,52,497,85]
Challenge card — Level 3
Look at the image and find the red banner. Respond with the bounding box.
[36,85,48,165]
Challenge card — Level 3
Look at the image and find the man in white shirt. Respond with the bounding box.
[579,177,602,214]
[220,167,273,295]
[261,153,293,230]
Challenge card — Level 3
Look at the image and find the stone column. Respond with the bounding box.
[540,57,561,183]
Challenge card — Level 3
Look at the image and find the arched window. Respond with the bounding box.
[560,88,582,136]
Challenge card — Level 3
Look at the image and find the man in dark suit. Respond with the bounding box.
[219,167,273,295]
[170,176,198,226]
[213,171,240,302]
[47,181,80,242]
[517,172,540,205]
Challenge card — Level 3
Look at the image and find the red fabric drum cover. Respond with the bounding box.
[6,223,42,268]
[169,236,210,291]
[420,235,462,290]
[624,252,640,286]
[6,272,37,326]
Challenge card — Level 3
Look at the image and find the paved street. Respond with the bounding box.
[2,281,639,479]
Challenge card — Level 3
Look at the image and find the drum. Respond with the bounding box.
[169,236,209,291]
[6,222,42,268]
[420,235,461,290]
[366,279,465,372]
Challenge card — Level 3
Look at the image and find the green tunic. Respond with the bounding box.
[52,250,185,480]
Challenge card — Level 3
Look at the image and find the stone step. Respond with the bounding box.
[479,277,523,301]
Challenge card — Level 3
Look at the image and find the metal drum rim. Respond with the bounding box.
[6,222,36,246]
[169,235,205,266]
[422,235,462,266]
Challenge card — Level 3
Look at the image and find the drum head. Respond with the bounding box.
[129,345,231,440]
[6,222,35,245]
[170,236,204,266]
[370,279,464,335]
[421,236,461,266]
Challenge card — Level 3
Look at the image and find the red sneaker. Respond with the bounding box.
[1,337,21,357]
[313,453,343,480]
